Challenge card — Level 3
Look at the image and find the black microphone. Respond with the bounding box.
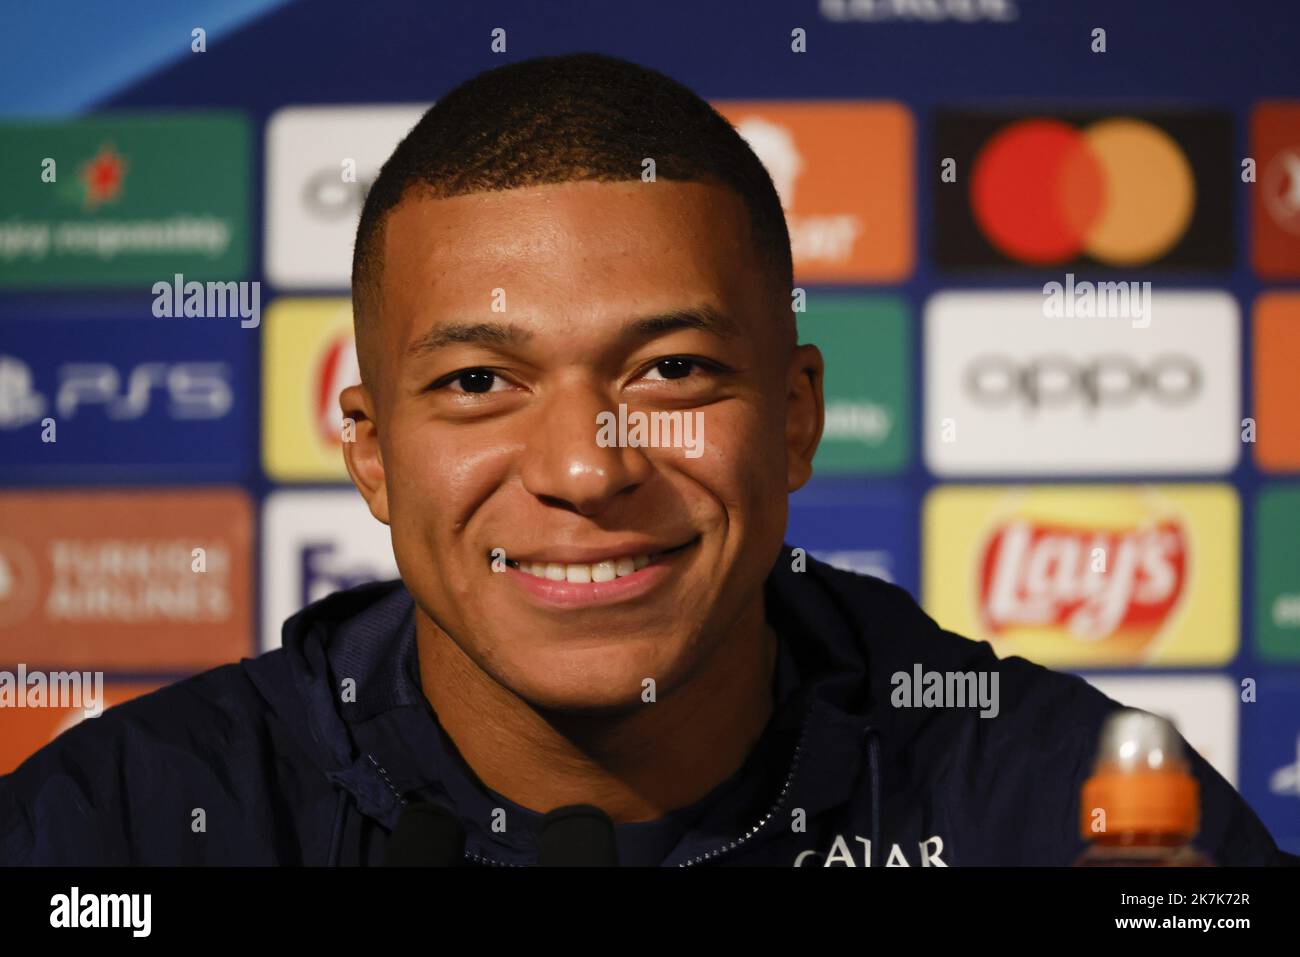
[382,803,466,866]
[536,804,618,866]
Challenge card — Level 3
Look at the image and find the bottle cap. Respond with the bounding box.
[1079,709,1199,840]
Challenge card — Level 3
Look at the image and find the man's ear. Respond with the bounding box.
[785,343,824,493]
[340,383,390,525]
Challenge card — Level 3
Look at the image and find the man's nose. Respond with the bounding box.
[520,392,652,517]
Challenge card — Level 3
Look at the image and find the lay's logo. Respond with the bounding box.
[262,298,357,482]
[924,485,1237,668]
[979,518,1186,650]
[313,333,360,448]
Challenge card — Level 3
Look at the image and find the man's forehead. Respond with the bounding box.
[363,179,778,384]
[379,178,755,270]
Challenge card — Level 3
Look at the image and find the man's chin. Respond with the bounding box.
[495,643,689,716]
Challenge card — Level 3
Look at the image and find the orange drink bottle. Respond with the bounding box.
[1076,709,1213,866]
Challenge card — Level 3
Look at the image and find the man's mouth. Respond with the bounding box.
[489,539,697,583]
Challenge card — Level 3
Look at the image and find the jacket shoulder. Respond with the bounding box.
[1,655,291,864]
[803,558,1289,864]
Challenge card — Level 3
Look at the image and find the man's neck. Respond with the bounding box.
[415,609,778,823]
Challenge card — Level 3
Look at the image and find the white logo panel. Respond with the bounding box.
[924,291,1240,475]
[261,490,399,651]
[265,105,427,288]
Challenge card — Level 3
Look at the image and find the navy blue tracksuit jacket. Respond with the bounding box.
[1,549,1290,866]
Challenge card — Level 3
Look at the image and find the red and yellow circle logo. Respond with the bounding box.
[970,117,1196,266]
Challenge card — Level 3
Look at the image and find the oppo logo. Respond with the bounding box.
[964,354,1201,410]
[302,168,376,221]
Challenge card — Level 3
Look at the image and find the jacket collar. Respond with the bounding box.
[278,546,878,864]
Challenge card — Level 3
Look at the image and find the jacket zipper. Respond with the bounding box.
[678,710,812,867]
[457,711,812,868]
[464,849,521,866]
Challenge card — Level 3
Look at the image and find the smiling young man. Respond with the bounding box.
[1,53,1291,867]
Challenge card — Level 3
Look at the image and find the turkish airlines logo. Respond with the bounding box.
[0,490,252,670]
[0,537,40,627]
[979,519,1187,647]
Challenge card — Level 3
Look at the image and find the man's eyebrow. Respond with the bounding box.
[627,306,742,340]
[404,305,740,359]
[406,321,534,358]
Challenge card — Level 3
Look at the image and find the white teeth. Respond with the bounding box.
[514,553,655,582]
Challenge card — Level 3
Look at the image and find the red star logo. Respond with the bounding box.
[79,143,128,210]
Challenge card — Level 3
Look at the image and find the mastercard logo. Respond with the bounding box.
[935,110,1231,272]
[971,118,1194,266]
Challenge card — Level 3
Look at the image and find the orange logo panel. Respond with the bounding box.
[0,490,253,671]
[0,682,160,774]
[1254,292,1300,471]
[713,101,913,282]
[1251,101,1300,278]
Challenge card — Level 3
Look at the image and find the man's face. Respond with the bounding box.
[344,179,822,713]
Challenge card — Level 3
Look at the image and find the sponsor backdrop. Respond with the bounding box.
[0,0,1297,851]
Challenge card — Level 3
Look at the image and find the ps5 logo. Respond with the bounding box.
[0,356,45,428]
[0,356,232,427]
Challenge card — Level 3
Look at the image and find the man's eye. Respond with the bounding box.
[433,368,508,394]
[643,357,705,381]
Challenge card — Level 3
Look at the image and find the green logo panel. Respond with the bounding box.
[0,113,250,287]
[1255,486,1300,662]
[800,296,909,474]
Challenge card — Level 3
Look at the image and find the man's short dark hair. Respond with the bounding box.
[351,52,795,385]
